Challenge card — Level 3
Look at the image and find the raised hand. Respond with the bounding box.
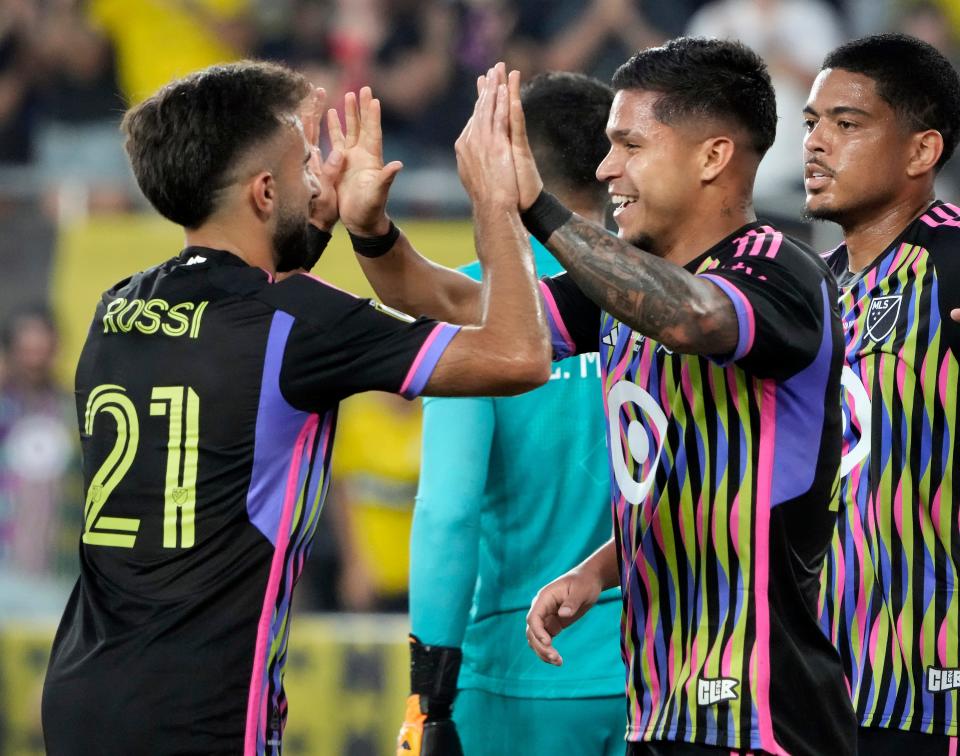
[507,68,544,211]
[300,86,344,232]
[454,62,520,209]
[329,87,403,236]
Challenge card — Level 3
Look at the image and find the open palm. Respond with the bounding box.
[329,87,403,236]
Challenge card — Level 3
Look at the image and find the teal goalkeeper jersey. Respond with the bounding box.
[410,239,623,699]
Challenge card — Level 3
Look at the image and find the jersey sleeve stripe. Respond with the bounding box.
[245,410,319,756]
[700,274,756,362]
[399,322,461,399]
[539,280,577,360]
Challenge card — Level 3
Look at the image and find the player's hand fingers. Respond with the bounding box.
[360,91,386,158]
[344,90,360,148]
[951,307,960,322]
[379,160,403,186]
[321,148,344,182]
[525,622,562,666]
[508,70,526,141]
[493,83,509,138]
[327,108,346,153]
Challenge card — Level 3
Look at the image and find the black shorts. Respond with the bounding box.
[858,726,958,756]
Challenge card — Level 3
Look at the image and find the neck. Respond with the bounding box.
[663,195,756,267]
[184,217,276,273]
[842,192,935,272]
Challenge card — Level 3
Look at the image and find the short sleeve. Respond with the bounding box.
[263,274,460,412]
[698,234,832,381]
[920,205,960,359]
[540,272,600,360]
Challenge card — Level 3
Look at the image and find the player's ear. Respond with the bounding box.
[700,136,735,182]
[906,129,943,178]
[250,171,276,220]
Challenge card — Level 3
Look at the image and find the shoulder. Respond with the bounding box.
[725,225,832,279]
[257,272,369,327]
[914,201,960,246]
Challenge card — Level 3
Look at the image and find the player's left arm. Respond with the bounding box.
[398,396,494,756]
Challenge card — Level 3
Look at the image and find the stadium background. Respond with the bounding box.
[0,1,957,753]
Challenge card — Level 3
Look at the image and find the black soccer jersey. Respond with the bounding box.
[540,224,856,754]
[42,247,459,756]
[818,201,960,736]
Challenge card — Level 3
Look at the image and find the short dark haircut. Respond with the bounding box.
[823,33,960,170]
[521,72,613,204]
[611,37,777,156]
[122,61,311,228]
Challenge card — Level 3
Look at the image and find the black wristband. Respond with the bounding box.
[348,220,401,258]
[303,226,332,272]
[520,190,572,244]
[409,634,461,718]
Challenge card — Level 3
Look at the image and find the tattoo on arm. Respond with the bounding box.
[546,215,739,355]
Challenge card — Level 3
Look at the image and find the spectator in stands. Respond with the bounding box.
[30,0,131,215]
[85,0,255,105]
[0,304,79,618]
[687,0,845,207]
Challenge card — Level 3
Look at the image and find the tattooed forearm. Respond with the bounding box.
[545,214,739,355]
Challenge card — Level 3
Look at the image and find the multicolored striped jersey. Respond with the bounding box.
[542,223,855,754]
[41,247,458,756]
[819,200,960,737]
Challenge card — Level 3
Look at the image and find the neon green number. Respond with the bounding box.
[83,383,200,549]
[150,386,199,548]
[83,385,141,547]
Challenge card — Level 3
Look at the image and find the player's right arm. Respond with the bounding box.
[526,538,619,666]
[332,71,550,396]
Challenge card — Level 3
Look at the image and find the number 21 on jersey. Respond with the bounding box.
[83,384,199,549]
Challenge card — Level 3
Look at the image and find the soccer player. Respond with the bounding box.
[40,61,551,755]
[807,34,960,755]
[348,42,856,755]
[396,72,624,756]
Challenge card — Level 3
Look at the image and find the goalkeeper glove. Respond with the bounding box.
[396,634,463,755]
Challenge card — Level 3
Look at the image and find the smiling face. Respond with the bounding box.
[802,68,919,227]
[596,89,705,256]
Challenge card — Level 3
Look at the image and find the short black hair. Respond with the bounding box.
[521,72,613,204]
[823,33,960,169]
[611,37,777,156]
[122,61,311,228]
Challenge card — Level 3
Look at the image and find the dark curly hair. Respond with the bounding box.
[612,37,777,156]
[823,33,960,170]
[521,72,614,204]
[121,61,311,228]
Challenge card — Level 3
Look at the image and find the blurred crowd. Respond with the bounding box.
[2,0,960,619]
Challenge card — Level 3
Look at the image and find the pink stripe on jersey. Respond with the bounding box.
[754,381,786,756]
[539,281,577,357]
[948,736,957,756]
[399,323,460,398]
[701,275,756,362]
[244,413,319,756]
[761,227,783,258]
